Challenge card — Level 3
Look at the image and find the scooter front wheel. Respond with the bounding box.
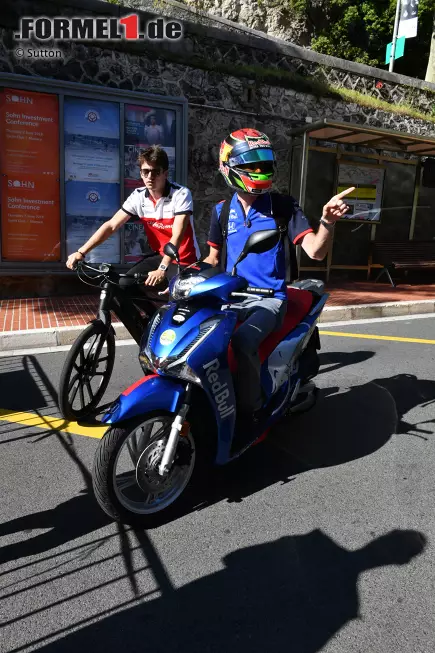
[58,321,115,421]
[92,412,198,526]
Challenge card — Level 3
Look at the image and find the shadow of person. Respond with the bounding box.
[373,373,435,437]
[0,356,51,414]
[318,350,375,375]
[271,379,397,469]
[0,489,111,565]
[117,378,399,526]
[34,528,426,653]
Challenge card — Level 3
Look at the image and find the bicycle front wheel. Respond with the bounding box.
[58,321,116,421]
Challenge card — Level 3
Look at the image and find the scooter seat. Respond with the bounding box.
[228,286,314,371]
[258,287,313,363]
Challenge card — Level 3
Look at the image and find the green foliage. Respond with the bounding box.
[290,0,435,78]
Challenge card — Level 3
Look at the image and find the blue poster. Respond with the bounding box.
[64,98,120,138]
[65,181,120,217]
[64,98,120,183]
[64,98,121,263]
[66,214,120,264]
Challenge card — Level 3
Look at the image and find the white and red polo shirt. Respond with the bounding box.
[122,182,200,265]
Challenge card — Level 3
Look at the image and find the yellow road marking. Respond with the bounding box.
[0,408,106,439]
[1,330,433,436]
[319,331,435,345]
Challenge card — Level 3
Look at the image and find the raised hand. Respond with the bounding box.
[322,187,355,223]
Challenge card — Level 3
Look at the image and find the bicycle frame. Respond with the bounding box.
[97,281,153,345]
[77,261,163,346]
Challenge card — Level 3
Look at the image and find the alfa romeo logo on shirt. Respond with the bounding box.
[87,190,100,203]
[85,109,99,123]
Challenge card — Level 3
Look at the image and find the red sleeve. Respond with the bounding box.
[293,228,314,245]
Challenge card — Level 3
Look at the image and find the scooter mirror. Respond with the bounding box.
[163,242,180,263]
[243,229,280,255]
[231,229,280,275]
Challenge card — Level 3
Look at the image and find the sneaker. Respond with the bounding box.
[288,382,318,414]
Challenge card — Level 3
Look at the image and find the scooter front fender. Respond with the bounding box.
[101,374,186,425]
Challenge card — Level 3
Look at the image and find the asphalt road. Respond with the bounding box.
[1,314,435,653]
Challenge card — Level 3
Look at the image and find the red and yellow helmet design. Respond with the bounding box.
[219,128,276,195]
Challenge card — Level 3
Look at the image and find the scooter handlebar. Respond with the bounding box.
[245,286,275,297]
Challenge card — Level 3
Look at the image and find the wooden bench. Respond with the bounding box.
[371,241,435,287]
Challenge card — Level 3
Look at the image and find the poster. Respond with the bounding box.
[66,215,120,264]
[124,104,176,190]
[337,163,385,223]
[65,181,120,216]
[0,89,61,261]
[64,98,120,182]
[0,88,59,175]
[124,105,176,148]
[1,174,60,261]
[124,221,152,264]
[64,98,121,263]
[65,181,121,263]
[123,104,176,262]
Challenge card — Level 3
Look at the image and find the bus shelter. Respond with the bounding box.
[290,119,435,280]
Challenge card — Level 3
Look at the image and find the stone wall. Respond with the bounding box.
[1,0,435,294]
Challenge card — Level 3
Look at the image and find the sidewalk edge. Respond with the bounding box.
[1,300,434,350]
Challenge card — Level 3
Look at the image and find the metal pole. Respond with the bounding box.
[409,160,422,240]
[389,0,402,72]
[296,132,310,273]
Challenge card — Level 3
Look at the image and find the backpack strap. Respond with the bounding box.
[218,193,299,282]
[270,192,298,284]
[218,199,231,271]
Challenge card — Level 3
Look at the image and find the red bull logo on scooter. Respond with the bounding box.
[203,358,235,419]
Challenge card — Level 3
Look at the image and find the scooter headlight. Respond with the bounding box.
[139,307,167,373]
[171,275,205,300]
[143,316,222,384]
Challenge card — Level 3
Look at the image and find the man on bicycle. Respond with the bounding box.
[66,146,200,287]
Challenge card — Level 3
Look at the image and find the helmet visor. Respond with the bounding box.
[228,148,275,167]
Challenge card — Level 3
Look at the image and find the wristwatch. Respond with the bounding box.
[320,218,335,231]
[158,262,168,271]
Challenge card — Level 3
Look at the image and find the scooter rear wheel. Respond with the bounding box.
[58,321,115,421]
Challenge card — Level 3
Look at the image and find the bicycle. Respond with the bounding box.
[58,260,165,422]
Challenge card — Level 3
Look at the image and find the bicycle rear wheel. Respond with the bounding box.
[58,321,116,421]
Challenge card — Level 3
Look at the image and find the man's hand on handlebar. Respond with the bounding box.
[66,251,85,270]
[144,268,166,286]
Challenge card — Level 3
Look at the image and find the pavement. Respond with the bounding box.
[1,281,435,352]
[1,314,435,652]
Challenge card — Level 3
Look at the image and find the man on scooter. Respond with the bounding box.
[204,128,353,427]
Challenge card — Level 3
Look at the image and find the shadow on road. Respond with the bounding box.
[374,373,435,438]
[30,527,426,653]
[1,356,434,556]
[0,354,110,565]
[318,350,375,375]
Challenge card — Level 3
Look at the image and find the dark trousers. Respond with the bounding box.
[126,251,179,290]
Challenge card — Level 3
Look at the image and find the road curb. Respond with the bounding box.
[319,299,435,323]
[1,299,434,351]
[0,322,129,352]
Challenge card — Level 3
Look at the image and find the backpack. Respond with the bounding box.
[218,192,299,284]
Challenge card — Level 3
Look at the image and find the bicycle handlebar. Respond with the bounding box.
[74,260,148,288]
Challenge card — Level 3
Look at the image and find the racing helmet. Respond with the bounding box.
[219,128,276,195]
